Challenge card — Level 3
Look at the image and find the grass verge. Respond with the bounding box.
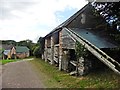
[0,59,20,65]
[29,58,120,88]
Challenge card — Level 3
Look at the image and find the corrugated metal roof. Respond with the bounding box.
[15,46,29,53]
[3,50,10,55]
[71,28,118,48]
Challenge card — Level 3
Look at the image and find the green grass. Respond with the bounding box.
[29,58,120,88]
[0,59,20,65]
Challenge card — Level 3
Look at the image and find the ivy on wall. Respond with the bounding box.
[75,41,88,60]
[75,41,89,76]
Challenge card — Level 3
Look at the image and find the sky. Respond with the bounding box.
[0,0,88,43]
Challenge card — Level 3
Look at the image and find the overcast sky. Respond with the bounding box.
[0,0,88,43]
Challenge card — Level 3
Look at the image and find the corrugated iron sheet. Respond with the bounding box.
[71,28,118,48]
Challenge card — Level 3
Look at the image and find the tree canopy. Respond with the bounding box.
[91,1,120,44]
[92,2,120,31]
[1,39,35,56]
[33,37,44,58]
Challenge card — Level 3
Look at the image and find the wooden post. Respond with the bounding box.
[45,39,48,62]
[59,31,63,71]
[51,36,54,65]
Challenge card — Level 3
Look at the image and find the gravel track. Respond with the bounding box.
[2,59,45,88]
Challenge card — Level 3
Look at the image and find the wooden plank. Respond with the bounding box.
[54,44,59,47]
[54,56,59,63]
[70,61,77,66]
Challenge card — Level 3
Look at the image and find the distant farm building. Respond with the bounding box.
[0,44,2,60]
[2,45,30,59]
[15,46,30,59]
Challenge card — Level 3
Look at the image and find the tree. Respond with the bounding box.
[91,1,120,60]
[92,2,120,30]
[33,37,44,58]
[37,37,44,54]
[33,46,42,58]
[91,1,120,44]
[2,40,16,45]
[17,39,35,56]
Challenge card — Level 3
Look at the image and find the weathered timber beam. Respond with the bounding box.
[54,58,58,63]
[70,61,77,66]
[64,28,120,75]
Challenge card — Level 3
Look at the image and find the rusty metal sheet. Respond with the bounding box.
[71,28,118,48]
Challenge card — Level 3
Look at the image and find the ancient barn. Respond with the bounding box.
[42,3,120,75]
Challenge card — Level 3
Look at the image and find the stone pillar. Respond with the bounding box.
[77,57,92,76]
[59,31,63,71]
[51,36,54,65]
[63,50,70,72]
[45,39,48,62]
[77,57,85,76]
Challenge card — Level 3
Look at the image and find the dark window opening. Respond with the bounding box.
[53,32,59,45]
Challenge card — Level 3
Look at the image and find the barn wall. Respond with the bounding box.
[16,53,25,59]
[61,29,75,49]
[67,5,106,29]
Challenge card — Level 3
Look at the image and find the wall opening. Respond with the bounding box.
[68,49,76,72]
[53,32,59,45]
[47,37,51,48]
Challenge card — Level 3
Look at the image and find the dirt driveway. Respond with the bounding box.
[2,59,45,88]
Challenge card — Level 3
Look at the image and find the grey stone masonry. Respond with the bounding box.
[59,31,62,71]
[45,39,48,62]
[77,57,92,76]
